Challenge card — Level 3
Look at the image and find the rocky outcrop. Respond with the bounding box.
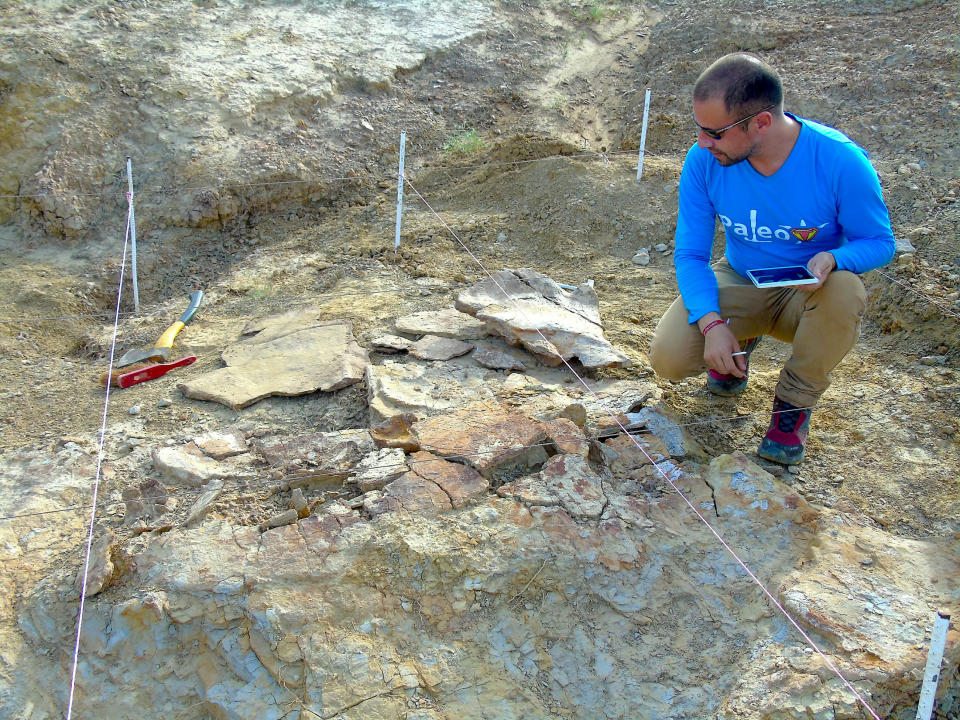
[8,453,956,720]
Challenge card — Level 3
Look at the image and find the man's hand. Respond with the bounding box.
[801,251,837,292]
[698,313,747,377]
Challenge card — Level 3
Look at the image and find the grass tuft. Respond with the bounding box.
[443,128,487,156]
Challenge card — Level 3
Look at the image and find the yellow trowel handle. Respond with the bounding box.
[153,290,203,350]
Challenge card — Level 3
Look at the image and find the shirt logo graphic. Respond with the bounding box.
[718,211,828,244]
[790,227,820,242]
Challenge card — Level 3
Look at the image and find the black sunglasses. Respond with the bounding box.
[695,103,778,140]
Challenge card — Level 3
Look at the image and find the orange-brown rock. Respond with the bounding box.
[410,401,548,479]
[363,472,453,517]
[408,451,489,509]
[369,412,420,452]
[542,417,590,457]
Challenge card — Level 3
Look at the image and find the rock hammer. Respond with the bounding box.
[117,290,203,368]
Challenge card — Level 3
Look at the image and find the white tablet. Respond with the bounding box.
[746,266,819,288]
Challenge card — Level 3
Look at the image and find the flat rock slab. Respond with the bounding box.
[779,520,960,670]
[240,306,330,343]
[455,268,630,369]
[539,453,606,519]
[395,308,489,339]
[603,434,673,478]
[408,335,474,361]
[180,318,368,410]
[370,334,414,353]
[705,454,819,528]
[408,451,489,508]
[410,401,548,479]
[366,360,498,424]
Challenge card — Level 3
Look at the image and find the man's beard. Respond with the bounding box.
[710,140,758,167]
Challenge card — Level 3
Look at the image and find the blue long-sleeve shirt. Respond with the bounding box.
[673,114,895,324]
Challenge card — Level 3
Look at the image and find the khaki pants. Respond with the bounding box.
[649,258,866,407]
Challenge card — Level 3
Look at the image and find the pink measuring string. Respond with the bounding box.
[66,192,134,719]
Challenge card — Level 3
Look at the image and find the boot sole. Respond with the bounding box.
[757,437,805,465]
[706,379,748,396]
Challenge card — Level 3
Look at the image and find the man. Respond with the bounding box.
[649,53,895,464]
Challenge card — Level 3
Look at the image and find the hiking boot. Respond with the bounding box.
[757,395,812,465]
[706,337,762,396]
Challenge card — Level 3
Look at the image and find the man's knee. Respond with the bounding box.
[820,270,867,316]
[649,335,693,382]
[649,297,704,381]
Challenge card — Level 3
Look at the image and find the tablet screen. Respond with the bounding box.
[747,266,817,285]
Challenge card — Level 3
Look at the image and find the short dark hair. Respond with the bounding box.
[693,53,783,115]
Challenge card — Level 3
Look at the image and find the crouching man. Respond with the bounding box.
[649,53,895,464]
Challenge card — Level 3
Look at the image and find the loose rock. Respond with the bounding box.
[408,335,474,361]
[74,531,115,597]
[395,308,489,339]
[192,429,248,459]
[472,344,527,371]
[183,480,224,528]
[151,445,222,487]
[370,334,414,353]
[455,268,630,369]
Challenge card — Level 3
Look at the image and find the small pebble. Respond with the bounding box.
[129,405,141,415]
[632,250,650,266]
[157,398,172,408]
[653,243,668,252]
[786,464,800,474]
[291,488,309,518]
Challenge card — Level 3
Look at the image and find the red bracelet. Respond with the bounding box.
[701,319,726,336]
